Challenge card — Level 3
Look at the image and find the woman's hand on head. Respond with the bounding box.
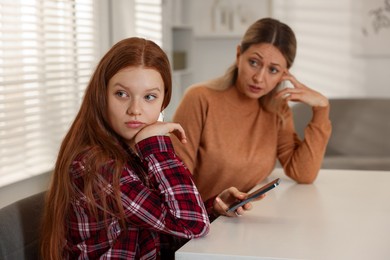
[134,121,187,144]
[276,72,329,108]
[213,187,265,217]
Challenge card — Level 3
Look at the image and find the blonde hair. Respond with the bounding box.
[206,17,297,122]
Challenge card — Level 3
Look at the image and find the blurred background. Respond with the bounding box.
[1,0,389,207]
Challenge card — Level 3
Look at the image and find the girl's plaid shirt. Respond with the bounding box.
[65,136,210,259]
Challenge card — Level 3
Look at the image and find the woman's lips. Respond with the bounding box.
[125,121,144,129]
[248,85,263,93]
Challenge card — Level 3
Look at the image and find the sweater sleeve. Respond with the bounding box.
[122,135,210,239]
[171,86,207,174]
[277,104,332,183]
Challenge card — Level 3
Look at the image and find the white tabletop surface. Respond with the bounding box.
[175,168,390,260]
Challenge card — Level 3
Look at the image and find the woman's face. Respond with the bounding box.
[235,43,287,99]
[107,66,164,144]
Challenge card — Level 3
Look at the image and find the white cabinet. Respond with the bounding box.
[162,0,270,120]
[192,0,270,38]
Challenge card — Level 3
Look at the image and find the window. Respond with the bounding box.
[134,0,163,46]
[0,0,100,187]
[272,0,366,97]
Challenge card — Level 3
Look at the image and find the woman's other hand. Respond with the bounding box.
[276,72,329,108]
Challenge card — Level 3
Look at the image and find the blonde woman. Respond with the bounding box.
[173,18,332,219]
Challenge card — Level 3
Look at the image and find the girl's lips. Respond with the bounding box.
[125,121,144,129]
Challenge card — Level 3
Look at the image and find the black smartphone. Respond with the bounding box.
[226,178,281,213]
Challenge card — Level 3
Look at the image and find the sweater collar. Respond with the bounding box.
[223,86,260,112]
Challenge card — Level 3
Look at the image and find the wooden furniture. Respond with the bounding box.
[176,168,390,260]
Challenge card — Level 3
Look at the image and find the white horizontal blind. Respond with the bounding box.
[272,0,365,97]
[0,0,99,187]
[134,0,163,46]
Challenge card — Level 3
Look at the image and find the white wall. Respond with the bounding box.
[272,0,390,98]
[192,37,239,83]
[110,0,136,46]
[353,0,390,97]
[0,172,51,208]
[364,58,390,97]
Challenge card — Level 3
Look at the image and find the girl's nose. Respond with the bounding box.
[127,101,141,116]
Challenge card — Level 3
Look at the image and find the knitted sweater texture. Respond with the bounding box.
[172,85,332,201]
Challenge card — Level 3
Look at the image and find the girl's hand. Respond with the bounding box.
[134,121,187,144]
[276,71,329,108]
[213,187,265,217]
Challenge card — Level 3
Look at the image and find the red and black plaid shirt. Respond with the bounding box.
[65,136,210,259]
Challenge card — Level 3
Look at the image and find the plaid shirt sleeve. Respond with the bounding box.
[119,135,210,239]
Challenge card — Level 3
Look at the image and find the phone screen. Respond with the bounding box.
[226,178,280,213]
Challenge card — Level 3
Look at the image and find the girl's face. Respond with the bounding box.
[235,43,287,99]
[107,67,164,144]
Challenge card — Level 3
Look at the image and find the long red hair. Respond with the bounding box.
[40,37,172,259]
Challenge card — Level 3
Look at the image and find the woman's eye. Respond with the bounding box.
[270,67,279,74]
[115,90,128,98]
[249,59,258,67]
[145,94,157,101]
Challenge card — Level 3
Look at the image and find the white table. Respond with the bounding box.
[176,169,390,260]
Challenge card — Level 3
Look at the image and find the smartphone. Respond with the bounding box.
[226,178,281,213]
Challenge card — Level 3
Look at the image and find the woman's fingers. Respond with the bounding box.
[277,73,329,107]
[214,187,253,217]
[214,197,233,216]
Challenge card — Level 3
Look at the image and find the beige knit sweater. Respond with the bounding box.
[172,85,332,201]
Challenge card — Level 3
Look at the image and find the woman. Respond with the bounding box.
[40,37,209,259]
[172,18,332,218]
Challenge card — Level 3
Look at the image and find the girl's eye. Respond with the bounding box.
[115,90,128,98]
[145,94,157,101]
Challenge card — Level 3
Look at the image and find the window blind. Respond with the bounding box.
[134,0,163,46]
[272,0,363,97]
[0,0,99,187]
